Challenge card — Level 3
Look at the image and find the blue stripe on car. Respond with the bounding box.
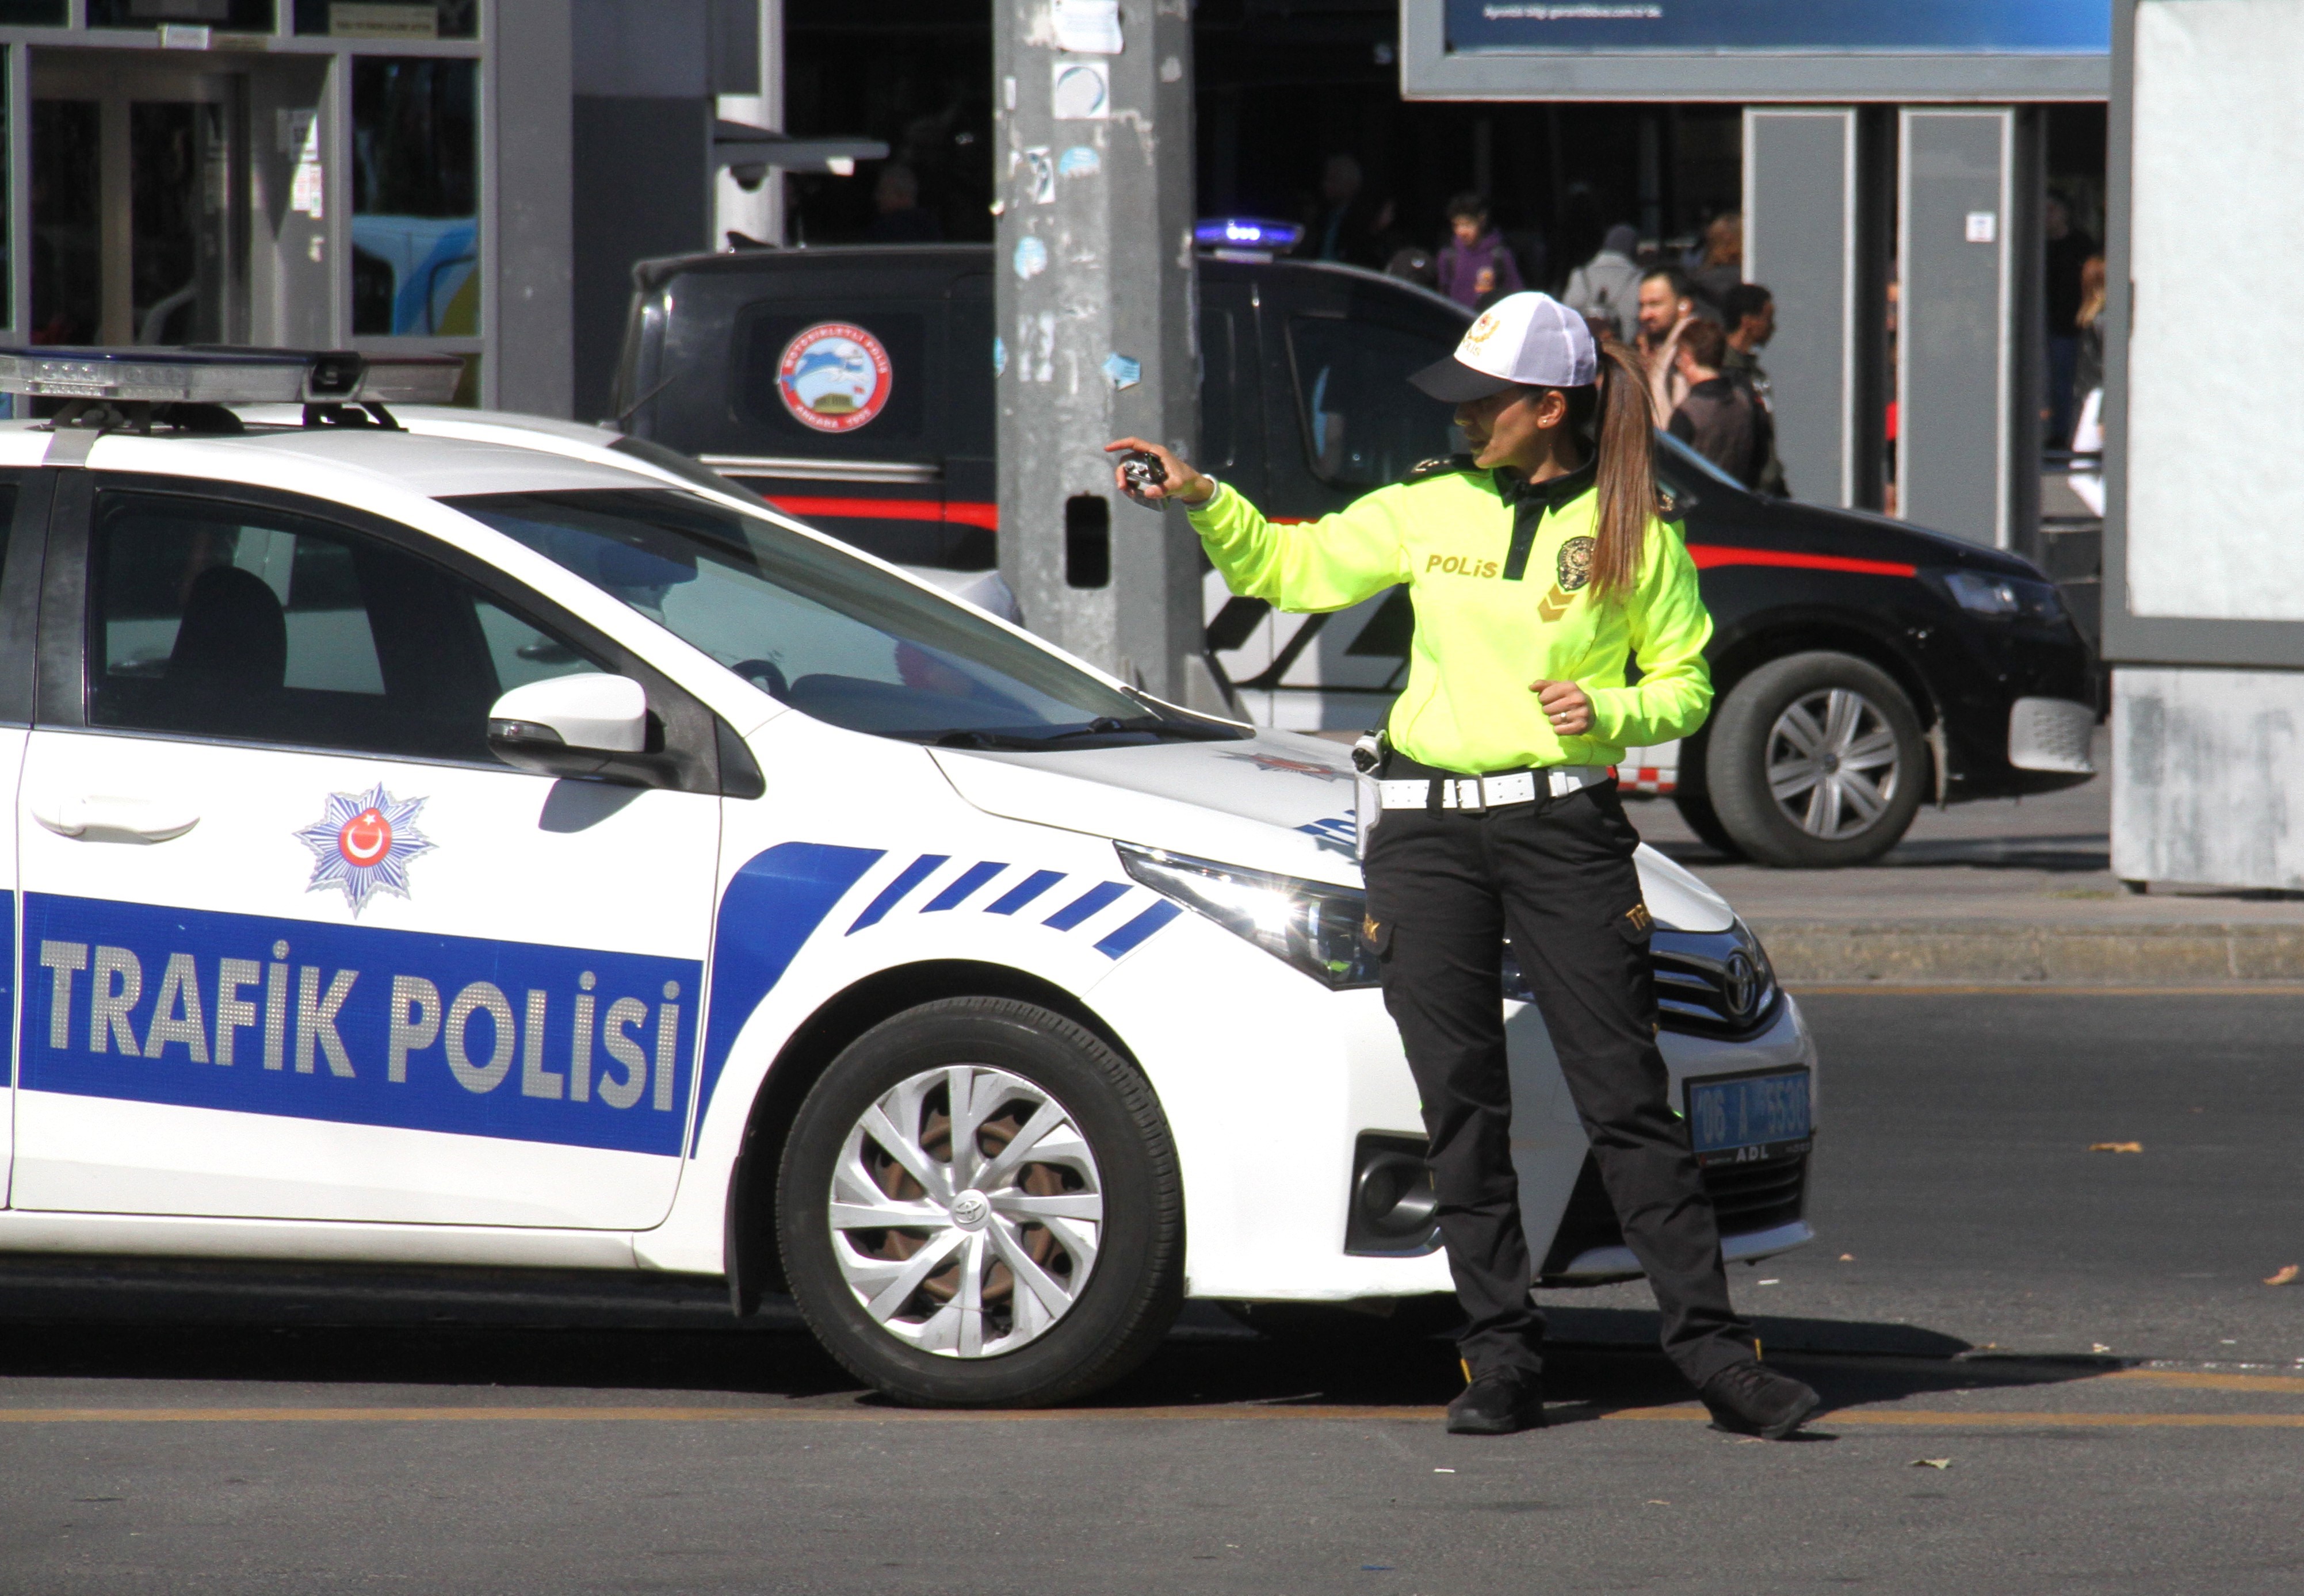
[694,841,885,1154]
[1094,901,1183,959]
[1043,882,1130,931]
[846,854,947,933]
[923,860,1008,912]
[985,870,1066,915]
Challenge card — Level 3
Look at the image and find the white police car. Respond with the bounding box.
[0,347,1817,1406]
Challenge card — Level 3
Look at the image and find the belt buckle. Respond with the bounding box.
[1456,776,1486,813]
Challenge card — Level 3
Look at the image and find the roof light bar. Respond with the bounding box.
[1192,217,1305,255]
[0,347,464,406]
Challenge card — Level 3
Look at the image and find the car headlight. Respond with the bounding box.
[1117,843,1381,989]
[1935,568,2065,623]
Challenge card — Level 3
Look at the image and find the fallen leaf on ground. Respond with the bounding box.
[2092,1342,2112,1353]
[1432,1468,1454,1474]
[1839,1253,1855,1262]
[2089,1142,2143,1153]
[2266,1265,2299,1286]
[1645,1499,1670,1505]
[1911,1458,1951,1470]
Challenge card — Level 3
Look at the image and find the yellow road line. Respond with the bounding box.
[1609,1405,2304,1429]
[2105,1369,2304,1395]
[0,1402,2297,1429]
[1787,984,2304,998]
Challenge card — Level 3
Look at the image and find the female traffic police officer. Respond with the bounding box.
[1108,292,1818,1440]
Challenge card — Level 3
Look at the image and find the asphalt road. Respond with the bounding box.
[1,992,2301,1595]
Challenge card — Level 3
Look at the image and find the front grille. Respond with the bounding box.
[1538,1149,1809,1278]
[1650,927,1780,1040]
[1500,923,1782,1040]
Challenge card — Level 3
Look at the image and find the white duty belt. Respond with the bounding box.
[1376,766,1611,812]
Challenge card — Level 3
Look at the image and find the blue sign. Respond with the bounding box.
[1446,0,2108,55]
[21,894,701,1157]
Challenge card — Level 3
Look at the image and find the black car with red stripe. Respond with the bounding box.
[612,246,2097,868]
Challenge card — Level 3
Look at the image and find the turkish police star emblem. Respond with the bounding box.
[295,785,435,916]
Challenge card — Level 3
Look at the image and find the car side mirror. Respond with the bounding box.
[487,673,673,787]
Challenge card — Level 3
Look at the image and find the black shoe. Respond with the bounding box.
[1446,1372,1546,1435]
[1699,1360,1820,1439]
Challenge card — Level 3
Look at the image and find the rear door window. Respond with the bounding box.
[1286,310,1461,491]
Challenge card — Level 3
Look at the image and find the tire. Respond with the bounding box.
[776,997,1183,1407]
[1670,786,1745,860]
[1705,650,1927,868]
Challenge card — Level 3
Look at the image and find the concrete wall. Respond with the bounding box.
[2112,667,2304,890]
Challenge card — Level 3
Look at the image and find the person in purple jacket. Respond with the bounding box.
[1434,194,1524,312]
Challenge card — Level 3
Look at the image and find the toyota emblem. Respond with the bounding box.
[1722,951,1759,1019]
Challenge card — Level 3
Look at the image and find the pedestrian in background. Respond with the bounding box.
[1563,223,1643,344]
[2069,254,2109,516]
[1636,266,1699,423]
[1103,292,1819,1444]
[1688,213,1743,317]
[1304,154,1386,270]
[1435,194,1525,311]
[1721,282,1789,497]
[2042,194,2097,448]
[1668,318,1763,488]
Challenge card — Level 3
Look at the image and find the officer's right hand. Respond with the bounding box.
[1104,438,1216,506]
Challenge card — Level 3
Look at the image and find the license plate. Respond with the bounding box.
[1686,1068,1812,1167]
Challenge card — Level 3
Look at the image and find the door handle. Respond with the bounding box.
[31,794,201,844]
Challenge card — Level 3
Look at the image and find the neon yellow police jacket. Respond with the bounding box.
[1186,456,1713,775]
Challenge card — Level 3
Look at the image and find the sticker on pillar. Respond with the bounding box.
[1012,235,1049,281]
[992,335,1007,378]
[1059,146,1101,178]
[1052,0,1122,54]
[776,323,895,434]
[1965,210,1997,244]
[1053,59,1110,120]
[1022,147,1056,205]
[1101,354,1141,391]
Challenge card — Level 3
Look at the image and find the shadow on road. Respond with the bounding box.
[0,1260,2126,1421]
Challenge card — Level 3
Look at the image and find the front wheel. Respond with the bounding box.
[777,997,1183,1406]
[1705,651,1928,868]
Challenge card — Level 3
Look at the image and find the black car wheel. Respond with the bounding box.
[1706,651,1927,868]
[777,997,1183,1407]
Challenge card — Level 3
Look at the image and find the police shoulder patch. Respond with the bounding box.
[1556,535,1597,592]
[1401,453,1478,484]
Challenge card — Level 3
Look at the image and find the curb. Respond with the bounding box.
[1745,919,2304,985]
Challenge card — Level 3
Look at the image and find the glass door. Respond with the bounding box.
[32,54,247,347]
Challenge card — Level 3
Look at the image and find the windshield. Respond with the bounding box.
[444,488,1234,748]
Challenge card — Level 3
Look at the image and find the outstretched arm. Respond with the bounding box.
[1104,437,1410,614]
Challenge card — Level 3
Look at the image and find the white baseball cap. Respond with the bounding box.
[1409,291,1599,402]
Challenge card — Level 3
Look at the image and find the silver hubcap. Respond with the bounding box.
[1765,687,1901,841]
[828,1065,1105,1359]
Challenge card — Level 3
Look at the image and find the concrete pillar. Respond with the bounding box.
[993,0,1221,711]
[1743,106,1857,508]
[490,0,575,417]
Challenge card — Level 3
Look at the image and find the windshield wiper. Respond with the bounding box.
[931,714,1233,751]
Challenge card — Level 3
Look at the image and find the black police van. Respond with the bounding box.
[610,243,2098,868]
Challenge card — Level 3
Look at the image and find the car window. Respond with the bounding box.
[86,490,598,761]
[445,488,1224,748]
[1287,313,1459,489]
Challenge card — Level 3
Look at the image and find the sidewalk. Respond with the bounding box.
[1628,734,2304,985]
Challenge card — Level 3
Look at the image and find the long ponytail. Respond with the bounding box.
[1584,339,1659,604]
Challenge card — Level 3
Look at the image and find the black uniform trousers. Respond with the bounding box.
[1362,773,1754,1389]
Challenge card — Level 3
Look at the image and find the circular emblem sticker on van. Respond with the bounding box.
[776,322,893,433]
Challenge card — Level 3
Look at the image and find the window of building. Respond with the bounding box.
[295,0,477,38]
[350,57,479,338]
[87,0,275,28]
